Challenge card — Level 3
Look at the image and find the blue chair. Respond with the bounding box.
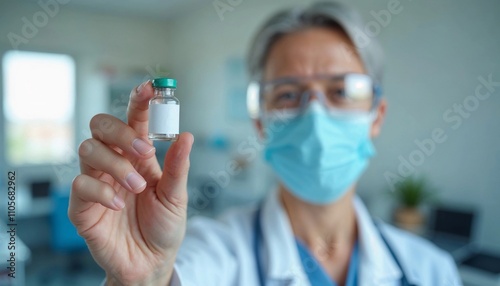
[50,186,87,252]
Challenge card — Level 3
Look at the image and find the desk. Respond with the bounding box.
[459,251,500,286]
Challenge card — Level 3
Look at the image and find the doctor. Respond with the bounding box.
[69,2,461,285]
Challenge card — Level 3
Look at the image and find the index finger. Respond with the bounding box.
[127,80,155,136]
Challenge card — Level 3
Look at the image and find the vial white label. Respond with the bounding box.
[149,104,179,134]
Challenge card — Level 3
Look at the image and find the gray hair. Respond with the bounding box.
[247,1,384,84]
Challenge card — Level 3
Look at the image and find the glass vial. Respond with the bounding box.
[148,78,180,141]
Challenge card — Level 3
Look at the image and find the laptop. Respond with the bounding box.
[426,206,476,256]
[427,205,500,285]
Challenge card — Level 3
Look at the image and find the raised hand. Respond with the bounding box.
[69,81,193,285]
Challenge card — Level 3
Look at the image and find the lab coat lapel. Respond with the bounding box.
[260,191,310,285]
[353,196,404,286]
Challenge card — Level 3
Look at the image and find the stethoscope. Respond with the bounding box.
[253,204,416,286]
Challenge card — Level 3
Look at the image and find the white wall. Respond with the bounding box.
[0,1,172,185]
[165,0,500,249]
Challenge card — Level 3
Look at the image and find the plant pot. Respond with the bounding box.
[394,207,425,234]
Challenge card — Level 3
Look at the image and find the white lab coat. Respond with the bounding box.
[170,191,462,286]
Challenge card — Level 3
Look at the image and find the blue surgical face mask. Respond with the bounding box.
[263,102,376,205]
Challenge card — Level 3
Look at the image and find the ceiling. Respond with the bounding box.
[55,0,206,20]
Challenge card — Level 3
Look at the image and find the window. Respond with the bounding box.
[2,51,75,165]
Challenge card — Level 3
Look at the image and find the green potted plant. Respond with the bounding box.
[391,176,433,233]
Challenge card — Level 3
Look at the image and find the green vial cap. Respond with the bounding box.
[152,77,177,88]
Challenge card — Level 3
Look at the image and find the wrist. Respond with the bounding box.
[105,262,175,286]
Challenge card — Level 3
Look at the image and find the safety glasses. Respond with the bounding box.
[247,73,381,119]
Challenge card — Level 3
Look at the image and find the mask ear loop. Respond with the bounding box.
[372,85,382,108]
[368,84,383,121]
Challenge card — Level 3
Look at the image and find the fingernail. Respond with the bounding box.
[136,80,148,94]
[132,138,155,155]
[126,172,146,191]
[112,195,125,210]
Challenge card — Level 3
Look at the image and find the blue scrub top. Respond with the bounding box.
[295,239,359,286]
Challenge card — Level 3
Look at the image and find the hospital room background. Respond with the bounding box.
[0,0,499,285]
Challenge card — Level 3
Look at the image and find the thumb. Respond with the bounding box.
[156,132,194,213]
